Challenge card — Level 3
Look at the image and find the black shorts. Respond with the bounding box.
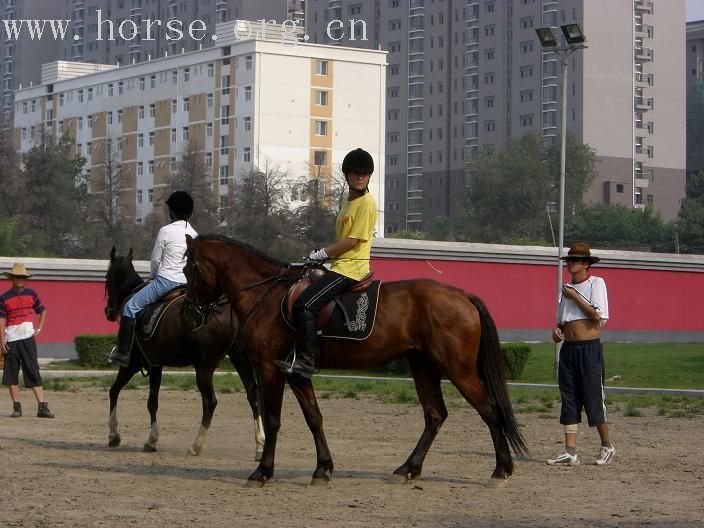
[558,338,607,427]
[2,337,43,388]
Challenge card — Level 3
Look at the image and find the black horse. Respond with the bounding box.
[104,247,264,458]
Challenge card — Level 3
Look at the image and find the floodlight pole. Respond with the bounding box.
[536,23,587,378]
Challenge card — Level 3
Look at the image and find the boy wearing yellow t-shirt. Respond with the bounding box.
[274,148,378,379]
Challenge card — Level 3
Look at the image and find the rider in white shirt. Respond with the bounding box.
[109,191,197,367]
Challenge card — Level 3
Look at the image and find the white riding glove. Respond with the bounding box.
[307,248,329,264]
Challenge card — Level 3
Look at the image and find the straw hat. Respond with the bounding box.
[561,242,600,264]
[3,263,32,279]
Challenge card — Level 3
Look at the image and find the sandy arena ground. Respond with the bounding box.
[0,388,702,528]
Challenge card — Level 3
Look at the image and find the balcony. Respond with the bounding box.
[634,0,654,13]
[634,178,649,188]
[635,47,653,61]
[634,97,653,111]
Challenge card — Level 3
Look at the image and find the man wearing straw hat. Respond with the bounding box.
[547,243,613,466]
[0,263,55,418]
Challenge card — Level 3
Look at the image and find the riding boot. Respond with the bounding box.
[109,317,136,368]
[275,311,318,379]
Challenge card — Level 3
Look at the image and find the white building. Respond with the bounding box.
[13,24,386,233]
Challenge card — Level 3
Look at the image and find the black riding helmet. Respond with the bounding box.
[165,191,194,219]
[341,148,374,177]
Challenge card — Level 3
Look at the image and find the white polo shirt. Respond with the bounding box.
[150,220,198,283]
[557,275,609,327]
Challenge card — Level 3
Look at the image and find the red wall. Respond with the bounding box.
[0,279,117,345]
[2,258,702,345]
[370,259,704,332]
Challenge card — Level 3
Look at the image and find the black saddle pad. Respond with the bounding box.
[139,294,183,341]
[321,281,381,341]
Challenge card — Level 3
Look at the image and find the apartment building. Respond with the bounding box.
[686,19,704,178]
[60,0,305,64]
[307,0,686,231]
[13,25,386,233]
[0,0,63,131]
[1,1,305,134]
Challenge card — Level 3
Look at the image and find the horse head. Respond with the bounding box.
[105,246,139,321]
[184,235,222,309]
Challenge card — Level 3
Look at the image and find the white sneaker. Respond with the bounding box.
[594,445,615,466]
[547,452,580,466]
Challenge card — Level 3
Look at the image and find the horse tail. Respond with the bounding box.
[469,294,529,458]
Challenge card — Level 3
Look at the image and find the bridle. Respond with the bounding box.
[184,248,298,328]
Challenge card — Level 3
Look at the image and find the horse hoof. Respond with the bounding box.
[310,477,330,486]
[188,446,201,456]
[143,443,157,453]
[391,473,409,484]
[488,477,508,489]
[108,435,121,448]
[244,479,265,489]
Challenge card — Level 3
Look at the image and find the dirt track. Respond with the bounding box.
[1,388,702,528]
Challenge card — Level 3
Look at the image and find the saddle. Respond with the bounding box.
[138,286,186,341]
[282,268,381,340]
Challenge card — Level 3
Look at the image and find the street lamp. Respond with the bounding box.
[536,23,587,375]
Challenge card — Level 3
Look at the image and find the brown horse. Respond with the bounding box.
[184,234,527,487]
[105,247,264,459]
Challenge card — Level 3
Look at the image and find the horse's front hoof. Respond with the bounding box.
[143,443,157,452]
[310,476,330,486]
[391,473,409,484]
[244,478,266,489]
[108,434,121,448]
[188,446,202,456]
[487,477,509,489]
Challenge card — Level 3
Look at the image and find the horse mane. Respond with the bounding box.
[195,234,289,268]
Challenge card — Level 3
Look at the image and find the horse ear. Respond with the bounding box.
[110,246,116,261]
[128,248,133,259]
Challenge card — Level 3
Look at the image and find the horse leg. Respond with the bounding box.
[245,370,286,488]
[107,365,140,447]
[288,378,334,485]
[188,367,218,456]
[448,373,514,484]
[393,356,447,483]
[143,366,162,452]
[229,349,265,461]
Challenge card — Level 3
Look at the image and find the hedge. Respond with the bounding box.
[375,343,531,380]
[75,333,117,368]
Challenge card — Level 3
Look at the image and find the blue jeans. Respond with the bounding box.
[122,275,182,319]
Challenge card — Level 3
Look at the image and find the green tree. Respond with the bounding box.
[458,132,597,244]
[566,203,671,251]
[675,170,704,253]
[20,130,87,256]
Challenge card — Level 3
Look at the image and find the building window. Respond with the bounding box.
[244,116,251,131]
[244,86,252,101]
[316,60,328,75]
[171,99,177,113]
[137,162,144,176]
[183,97,189,112]
[149,104,155,117]
[314,150,327,165]
[182,127,189,141]
[138,133,144,147]
[245,55,253,70]
[520,114,534,127]
[485,1,495,13]
[243,147,251,162]
[484,120,496,132]
[139,77,145,90]
[208,63,214,77]
[184,68,190,82]
[316,90,328,106]
[520,89,534,102]
[219,165,229,185]
[137,190,143,204]
[484,72,495,84]
[520,16,534,29]
[108,83,113,97]
[484,24,495,37]
[148,161,154,175]
[148,189,153,203]
[314,120,328,136]
[207,94,214,108]
[520,65,534,78]
[206,123,213,137]
[616,184,624,193]
[148,132,154,146]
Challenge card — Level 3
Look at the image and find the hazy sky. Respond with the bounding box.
[688,0,704,21]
